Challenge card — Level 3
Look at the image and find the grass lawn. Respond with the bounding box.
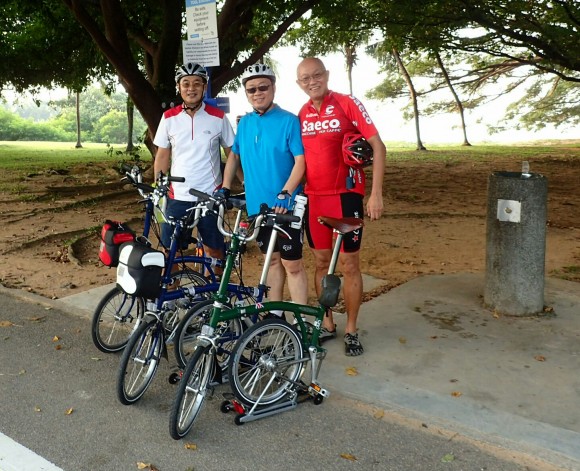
[0,141,141,172]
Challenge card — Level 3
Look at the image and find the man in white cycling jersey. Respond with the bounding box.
[153,62,234,260]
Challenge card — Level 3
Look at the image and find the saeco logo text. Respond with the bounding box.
[302,119,341,133]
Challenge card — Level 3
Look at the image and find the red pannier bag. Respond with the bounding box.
[98,220,136,267]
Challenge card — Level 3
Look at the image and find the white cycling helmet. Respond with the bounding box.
[175,62,209,84]
[241,63,276,86]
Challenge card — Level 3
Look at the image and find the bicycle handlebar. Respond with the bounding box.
[188,189,299,242]
[118,165,191,224]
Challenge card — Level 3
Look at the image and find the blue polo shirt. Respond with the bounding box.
[232,105,304,215]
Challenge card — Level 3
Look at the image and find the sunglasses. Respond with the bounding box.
[245,84,271,94]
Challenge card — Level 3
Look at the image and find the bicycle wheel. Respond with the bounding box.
[117,316,163,405]
[169,344,215,440]
[173,300,244,370]
[171,268,209,300]
[228,318,304,408]
[91,287,145,353]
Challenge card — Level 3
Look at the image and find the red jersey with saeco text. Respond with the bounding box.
[298,91,379,196]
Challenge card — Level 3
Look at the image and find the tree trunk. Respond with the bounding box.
[393,48,426,151]
[435,52,471,146]
[126,98,134,152]
[345,45,356,96]
[75,91,82,148]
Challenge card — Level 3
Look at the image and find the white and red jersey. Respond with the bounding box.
[298,91,378,196]
[154,102,234,201]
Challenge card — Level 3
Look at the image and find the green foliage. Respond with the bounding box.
[0,1,112,93]
[94,110,130,143]
[0,107,75,141]
[499,77,580,132]
[3,86,147,143]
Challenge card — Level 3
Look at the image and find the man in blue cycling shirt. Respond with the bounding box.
[220,64,308,311]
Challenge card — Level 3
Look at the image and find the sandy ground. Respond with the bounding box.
[0,147,578,304]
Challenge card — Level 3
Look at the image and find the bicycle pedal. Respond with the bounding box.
[308,382,329,398]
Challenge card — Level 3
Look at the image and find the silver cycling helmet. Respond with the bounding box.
[241,63,276,86]
[175,62,209,84]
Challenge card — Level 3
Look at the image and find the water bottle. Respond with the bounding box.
[238,221,249,254]
[239,221,249,237]
[521,161,531,178]
[291,193,308,230]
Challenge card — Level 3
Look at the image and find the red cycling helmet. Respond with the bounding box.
[342,133,373,168]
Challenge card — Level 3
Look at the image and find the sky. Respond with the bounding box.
[226,46,578,145]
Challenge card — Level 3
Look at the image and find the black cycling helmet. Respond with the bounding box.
[175,62,209,84]
[342,133,374,168]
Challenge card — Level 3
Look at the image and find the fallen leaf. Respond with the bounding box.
[449,378,458,383]
[136,463,159,471]
[0,320,15,328]
[52,336,60,342]
[65,408,74,415]
[184,443,197,450]
[534,355,546,362]
[493,310,500,319]
[451,391,462,397]
[345,367,358,376]
[34,406,41,412]
[340,453,357,461]
[27,316,46,323]
[441,453,455,462]
[373,409,385,419]
[398,336,407,344]
[55,344,62,350]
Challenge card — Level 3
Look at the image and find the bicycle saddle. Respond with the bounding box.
[318,216,364,234]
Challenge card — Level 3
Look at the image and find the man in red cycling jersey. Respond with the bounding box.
[296,57,386,356]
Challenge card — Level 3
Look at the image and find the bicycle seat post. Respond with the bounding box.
[327,232,344,276]
[259,227,278,287]
[318,216,364,276]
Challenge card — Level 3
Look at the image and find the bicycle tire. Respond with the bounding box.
[169,343,215,440]
[228,318,304,408]
[173,299,244,370]
[91,268,206,354]
[91,287,145,353]
[116,316,163,405]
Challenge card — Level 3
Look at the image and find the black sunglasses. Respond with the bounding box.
[245,84,271,94]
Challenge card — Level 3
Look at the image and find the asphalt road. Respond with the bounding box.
[0,291,544,471]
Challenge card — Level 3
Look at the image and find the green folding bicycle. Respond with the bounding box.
[169,189,363,439]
